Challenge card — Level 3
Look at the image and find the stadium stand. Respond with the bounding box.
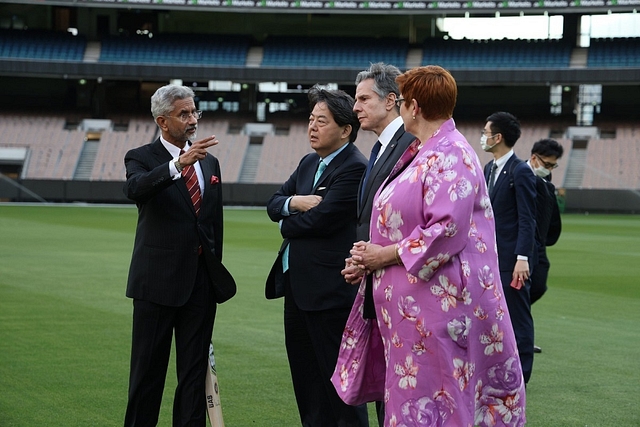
[587,37,640,67]
[0,29,85,61]
[422,38,573,68]
[261,36,408,68]
[99,33,250,66]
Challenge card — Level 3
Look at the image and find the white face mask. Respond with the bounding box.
[534,164,551,178]
[480,135,496,152]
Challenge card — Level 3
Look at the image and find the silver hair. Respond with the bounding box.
[354,62,402,100]
[150,85,195,119]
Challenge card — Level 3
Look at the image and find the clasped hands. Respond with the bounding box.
[179,135,219,166]
[342,241,395,285]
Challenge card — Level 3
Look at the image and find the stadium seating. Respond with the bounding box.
[98,33,250,66]
[0,29,85,61]
[261,36,408,68]
[422,38,572,68]
[587,37,640,67]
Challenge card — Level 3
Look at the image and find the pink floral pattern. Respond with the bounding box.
[368,119,526,426]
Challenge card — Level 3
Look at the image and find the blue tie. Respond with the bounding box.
[314,159,326,186]
[361,141,382,199]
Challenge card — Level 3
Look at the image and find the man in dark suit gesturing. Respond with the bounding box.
[482,111,537,384]
[266,86,369,426]
[342,62,415,426]
[123,85,232,426]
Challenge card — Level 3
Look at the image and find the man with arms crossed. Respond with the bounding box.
[266,86,369,426]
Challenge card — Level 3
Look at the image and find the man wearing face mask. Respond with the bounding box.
[482,111,537,384]
[527,138,564,354]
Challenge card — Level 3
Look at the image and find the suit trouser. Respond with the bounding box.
[283,275,369,427]
[125,256,217,427]
[530,251,550,305]
[501,271,534,384]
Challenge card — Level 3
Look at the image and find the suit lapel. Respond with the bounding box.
[313,144,353,191]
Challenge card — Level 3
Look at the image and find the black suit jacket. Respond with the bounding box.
[356,125,415,242]
[484,155,537,273]
[124,138,234,306]
[265,143,367,311]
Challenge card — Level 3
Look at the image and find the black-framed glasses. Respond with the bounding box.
[165,110,203,122]
[534,153,559,169]
[394,98,405,108]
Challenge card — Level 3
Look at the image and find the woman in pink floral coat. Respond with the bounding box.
[346,66,526,426]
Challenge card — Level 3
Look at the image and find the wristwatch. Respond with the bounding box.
[174,158,184,173]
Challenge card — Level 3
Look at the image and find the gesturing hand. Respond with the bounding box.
[181,135,219,166]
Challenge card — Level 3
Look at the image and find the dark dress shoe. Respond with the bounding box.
[533,345,542,353]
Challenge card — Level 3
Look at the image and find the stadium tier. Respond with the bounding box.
[1,28,640,70]
[2,111,638,190]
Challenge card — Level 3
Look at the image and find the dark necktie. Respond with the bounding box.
[361,140,382,199]
[180,149,202,216]
[487,162,498,194]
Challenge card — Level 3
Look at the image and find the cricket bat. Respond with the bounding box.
[205,341,225,427]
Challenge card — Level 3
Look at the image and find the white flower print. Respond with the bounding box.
[398,295,420,322]
[461,260,471,278]
[430,275,458,312]
[395,355,419,390]
[341,326,358,350]
[378,203,404,242]
[452,357,475,391]
[338,364,349,391]
[448,177,473,202]
[406,238,427,255]
[480,324,505,356]
[474,305,488,320]
[406,272,418,284]
[481,195,494,219]
[392,331,403,348]
[415,318,432,339]
[444,221,458,238]
[458,144,478,175]
[385,284,393,301]
[423,175,440,206]
[447,315,472,348]
[418,253,451,281]
[381,307,393,329]
[478,265,495,292]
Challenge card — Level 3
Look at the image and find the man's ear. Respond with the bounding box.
[342,124,352,140]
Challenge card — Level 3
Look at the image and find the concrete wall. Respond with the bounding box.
[1,179,640,213]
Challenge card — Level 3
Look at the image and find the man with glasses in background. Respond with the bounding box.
[481,111,537,385]
[527,138,564,354]
[123,84,227,426]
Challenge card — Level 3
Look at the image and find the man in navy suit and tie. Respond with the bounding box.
[482,111,537,384]
[341,62,415,426]
[123,85,231,426]
[266,86,368,426]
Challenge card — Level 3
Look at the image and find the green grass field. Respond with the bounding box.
[1,205,639,426]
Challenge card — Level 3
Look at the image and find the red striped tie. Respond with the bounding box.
[180,150,202,216]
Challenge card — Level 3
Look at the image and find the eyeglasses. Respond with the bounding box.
[534,153,559,169]
[165,110,203,122]
[481,130,498,137]
[394,98,405,108]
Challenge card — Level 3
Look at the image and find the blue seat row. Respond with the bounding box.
[587,37,640,67]
[0,29,85,61]
[422,38,572,68]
